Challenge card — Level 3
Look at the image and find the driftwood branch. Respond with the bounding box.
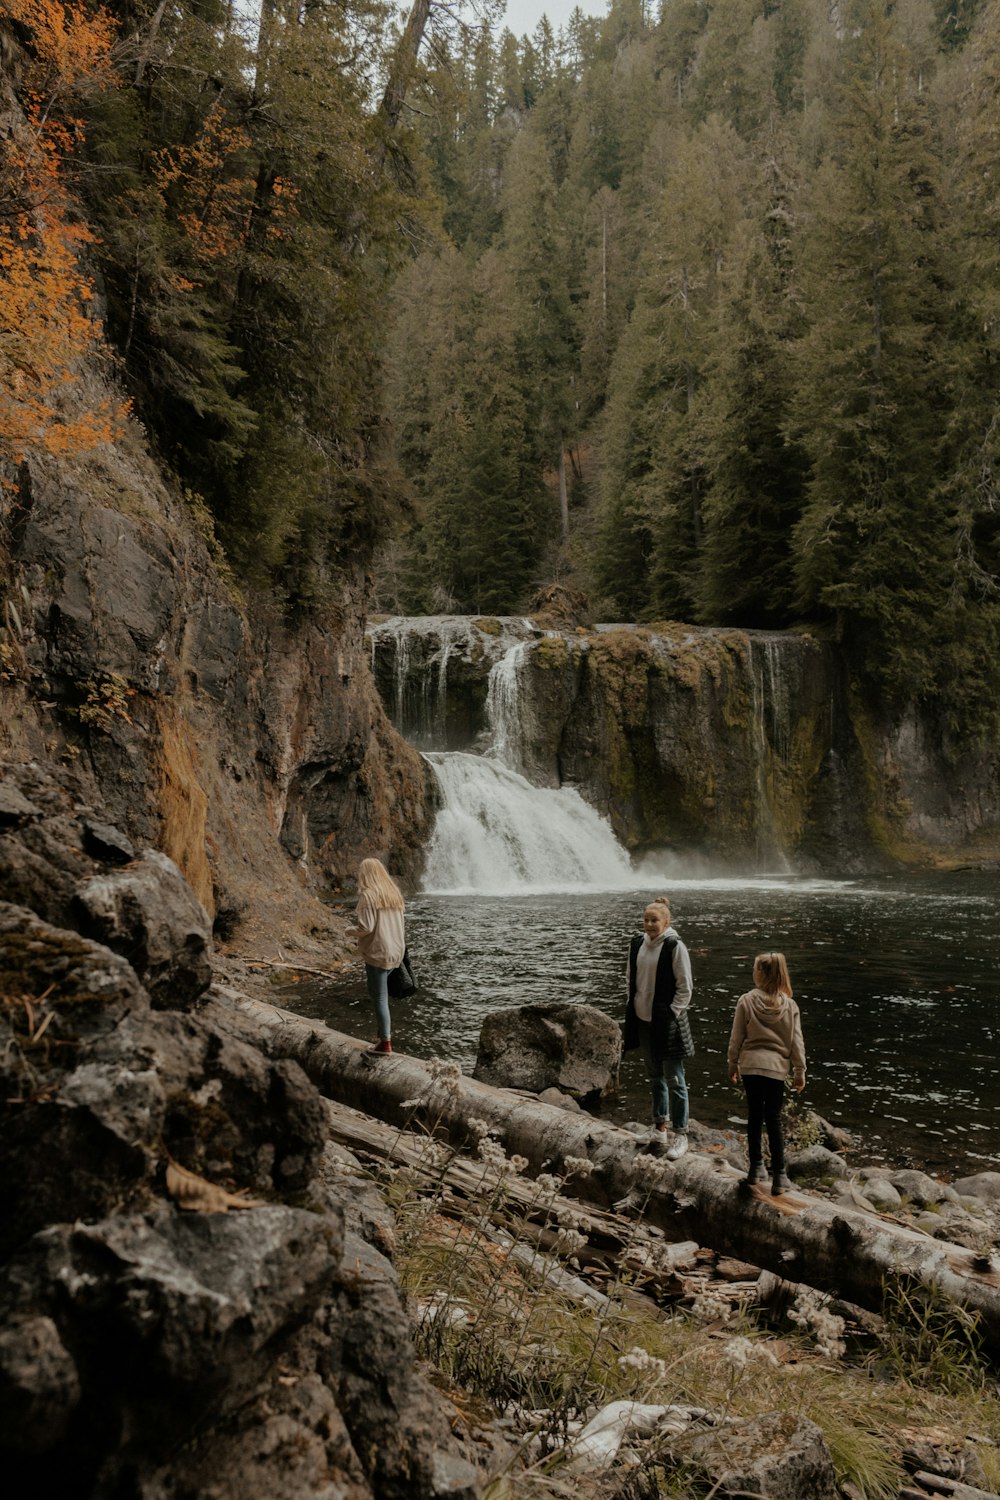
[249,958,351,982]
[218,997,1000,1351]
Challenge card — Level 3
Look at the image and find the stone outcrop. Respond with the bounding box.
[473,1000,622,1098]
[369,615,1000,871]
[666,1410,841,1500]
[1,452,434,957]
[0,770,482,1500]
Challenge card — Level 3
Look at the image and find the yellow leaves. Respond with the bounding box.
[164,1156,266,1214]
[0,212,124,464]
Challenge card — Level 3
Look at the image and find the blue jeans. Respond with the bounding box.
[365,964,391,1040]
[637,1019,688,1129]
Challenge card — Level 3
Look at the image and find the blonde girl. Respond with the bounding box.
[345,857,405,1054]
[727,952,806,1195]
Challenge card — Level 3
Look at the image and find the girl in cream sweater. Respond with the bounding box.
[727,952,806,1196]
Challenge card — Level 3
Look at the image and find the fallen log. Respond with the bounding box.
[909,1477,1000,1500]
[321,1097,698,1307]
[215,996,1000,1350]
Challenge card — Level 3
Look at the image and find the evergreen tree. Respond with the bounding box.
[787,0,953,699]
[696,136,808,625]
[924,0,1000,736]
[422,250,552,610]
[596,117,750,619]
[500,120,578,538]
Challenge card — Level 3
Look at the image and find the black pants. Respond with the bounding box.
[743,1074,785,1171]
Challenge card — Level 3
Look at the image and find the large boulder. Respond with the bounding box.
[666,1411,840,1500]
[74,850,212,1008]
[0,776,483,1500]
[473,1001,622,1098]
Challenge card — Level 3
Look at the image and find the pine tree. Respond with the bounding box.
[422,250,551,610]
[696,137,808,626]
[500,120,578,540]
[787,0,953,700]
[596,117,750,619]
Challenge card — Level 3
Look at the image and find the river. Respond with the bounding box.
[287,869,999,1180]
[289,619,999,1181]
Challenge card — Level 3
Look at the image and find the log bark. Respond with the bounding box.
[218,997,1000,1350]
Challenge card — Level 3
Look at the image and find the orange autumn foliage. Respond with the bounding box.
[150,112,257,268]
[0,0,125,466]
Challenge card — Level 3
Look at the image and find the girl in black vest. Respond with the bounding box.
[623,897,695,1159]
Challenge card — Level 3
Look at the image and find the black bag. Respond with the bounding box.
[386,947,417,999]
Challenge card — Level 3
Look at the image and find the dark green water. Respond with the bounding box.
[286,872,999,1180]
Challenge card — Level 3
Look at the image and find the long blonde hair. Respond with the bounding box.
[754,951,792,997]
[358,857,405,910]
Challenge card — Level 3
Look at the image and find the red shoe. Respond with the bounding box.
[368,1037,392,1054]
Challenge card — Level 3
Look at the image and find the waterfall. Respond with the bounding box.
[421,753,637,894]
[366,615,641,893]
[485,640,530,771]
[747,634,795,869]
[368,615,538,750]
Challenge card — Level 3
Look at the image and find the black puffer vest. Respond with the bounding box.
[623,934,695,1060]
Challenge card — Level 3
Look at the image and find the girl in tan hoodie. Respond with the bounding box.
[727,952,806,1196]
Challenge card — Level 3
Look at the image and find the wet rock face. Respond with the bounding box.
[473,1002,623,1099]
[0,771,481,1500]
[367,616,1000,871]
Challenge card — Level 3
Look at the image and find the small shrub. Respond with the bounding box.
[876,1274,986,1394]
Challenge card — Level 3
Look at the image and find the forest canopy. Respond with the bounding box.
[381,0,1000,737]
[1,0,999,734]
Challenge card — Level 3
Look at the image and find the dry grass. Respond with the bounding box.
[383,1133,1000,1500]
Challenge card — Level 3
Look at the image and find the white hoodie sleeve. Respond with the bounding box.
[670,935,693,1016]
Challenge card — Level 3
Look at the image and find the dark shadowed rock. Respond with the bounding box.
[81,820,135,864]
[319,1230,483,1500]
[0,877,481,1500]
[0,1314,81,1453]
[0,782,41,825]
[473,1002,622,1097]
[0,1203,340,1484]
[74,850,212,1007]
[0,909,327,1255]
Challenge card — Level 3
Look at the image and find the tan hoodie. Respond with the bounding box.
[346,893,405,971]
[727,988,806,1084]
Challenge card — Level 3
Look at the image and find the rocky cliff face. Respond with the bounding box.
[370,616,1000,872]
[0,759,483,1499]
[1,444,434,953]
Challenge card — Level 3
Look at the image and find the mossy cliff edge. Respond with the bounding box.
[370,617,1000,872]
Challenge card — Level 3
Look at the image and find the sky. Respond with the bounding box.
[501,0,608,40]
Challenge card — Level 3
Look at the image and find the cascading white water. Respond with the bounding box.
[485,640,529,770]
[421,752,637,894]
[747,634,794,871]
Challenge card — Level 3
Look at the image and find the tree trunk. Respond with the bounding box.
[558,440,569,540]
[217,996,1000,1351]
[374,0,433,177]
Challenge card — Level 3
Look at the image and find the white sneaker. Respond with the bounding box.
[666,1133,688,1161]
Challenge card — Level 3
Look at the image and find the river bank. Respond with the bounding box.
[260,870,1000,1183]
[2,754,998,1500]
